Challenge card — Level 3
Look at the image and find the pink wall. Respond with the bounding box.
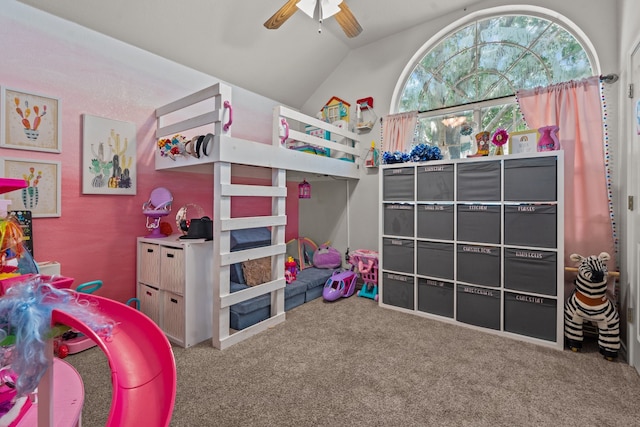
[0,8,298,303]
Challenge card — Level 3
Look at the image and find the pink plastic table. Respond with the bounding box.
[16,358,84,426]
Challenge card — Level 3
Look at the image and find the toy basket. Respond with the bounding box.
[350,249,379,285]
[361,267,378,285]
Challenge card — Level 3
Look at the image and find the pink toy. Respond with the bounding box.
[0,278,176,426]
[349,249,379,301]
[285,271,295,284]
[322,269,358,302]
[0,274,73,296]
[285,256,298,284]
[56,280,104,357]
[51,292,176,426]
[537,125,560,151]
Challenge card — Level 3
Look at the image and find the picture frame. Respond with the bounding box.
[0,157,61,218]
[509,129,539,154]
[82,114,137,195]
[1,87,61,153]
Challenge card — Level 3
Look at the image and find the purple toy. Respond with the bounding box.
[313,245,342,269]
[322,270,358,302]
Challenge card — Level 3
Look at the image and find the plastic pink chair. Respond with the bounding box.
[142,187,173,238]
[51,293,177,427]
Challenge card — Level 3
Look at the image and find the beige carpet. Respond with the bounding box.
[67,296,640,426]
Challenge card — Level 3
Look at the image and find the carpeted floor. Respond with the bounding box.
[67,296,640,426]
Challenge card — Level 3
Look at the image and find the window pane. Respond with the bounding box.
[398,13,593,116]
[414,101,526,159]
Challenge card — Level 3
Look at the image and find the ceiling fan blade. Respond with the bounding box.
[264,0,300,30]
[334,2,362,38]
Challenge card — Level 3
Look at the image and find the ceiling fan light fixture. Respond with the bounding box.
[297,0,343,20]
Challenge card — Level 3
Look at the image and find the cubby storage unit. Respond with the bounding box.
[379,152,564,350]
[137,235,214,348]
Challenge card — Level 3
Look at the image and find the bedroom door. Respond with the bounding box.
[629,41,640,374]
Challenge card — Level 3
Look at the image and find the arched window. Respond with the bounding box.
[397,13,595,158]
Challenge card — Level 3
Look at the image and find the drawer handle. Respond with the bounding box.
[147,248,154,253]
[170,298,178,304]
[166,253,174,258]
[146,291,152,296]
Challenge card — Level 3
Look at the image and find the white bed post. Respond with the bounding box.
[212,161,232,349]
[212,84,233,350]
[271,168,287,317]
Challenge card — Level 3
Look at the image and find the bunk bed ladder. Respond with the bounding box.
[212,162,288,349]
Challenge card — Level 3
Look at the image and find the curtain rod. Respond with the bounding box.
[415,74,619,115]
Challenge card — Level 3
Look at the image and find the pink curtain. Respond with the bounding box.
[517,76,616,274]
[382,111,418,152]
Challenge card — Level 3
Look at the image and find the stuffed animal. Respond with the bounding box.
[564,252,620,360]
[312,245,342,269]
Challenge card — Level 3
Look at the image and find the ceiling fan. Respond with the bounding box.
[264,0,363,38]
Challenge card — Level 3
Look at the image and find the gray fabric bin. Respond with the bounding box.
[417,164,454,201]
[504,248,557,296]
[382,272,414,310]
[417,241,454,280]
[456,284,501,330]
[504,157,557,201]
[382,238,414,273]
[457,204,501,244]
[384,203,414,237]
[417,204,454,240]
[457,244,501,287]
[383,167,415,201]
[457,161,501,201]
[504,204,557,248]
[418,278,454,318]
[504,292,557,342]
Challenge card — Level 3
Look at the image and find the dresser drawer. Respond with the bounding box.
[138,283,161,327]
[160,246,185,294]
[139,243,160,286]
[163,292,185,343]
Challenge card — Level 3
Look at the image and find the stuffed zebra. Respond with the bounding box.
[564,252,620,360]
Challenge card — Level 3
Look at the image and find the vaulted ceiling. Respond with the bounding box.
[18,0,484,108]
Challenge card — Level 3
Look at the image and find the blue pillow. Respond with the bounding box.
[229,227,271,284]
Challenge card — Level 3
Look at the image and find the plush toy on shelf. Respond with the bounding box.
[564,252,620,360]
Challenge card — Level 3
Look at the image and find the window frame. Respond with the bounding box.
[390,5,601,116]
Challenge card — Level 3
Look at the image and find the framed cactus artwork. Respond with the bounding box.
[0,157,61,217]
[81,114,136,195]
[1,87,61,153]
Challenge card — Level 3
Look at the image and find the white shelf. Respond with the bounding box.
[378,152,564,350]
[136,234,214,348]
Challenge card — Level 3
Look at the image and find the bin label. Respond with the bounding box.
[461,246,494,254]
[514,250,544,259]
[515,294,546,305]
[387,274,409,282]
[462,286,496,297]
[422,166,446,172]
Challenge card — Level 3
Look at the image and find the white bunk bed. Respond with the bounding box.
[155,82,362,349]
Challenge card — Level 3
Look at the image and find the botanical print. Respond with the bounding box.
[1,88,61,152]
[82,114,136,195]
[1,158,61,217]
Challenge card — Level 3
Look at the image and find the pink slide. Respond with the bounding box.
[51,293,177,427]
